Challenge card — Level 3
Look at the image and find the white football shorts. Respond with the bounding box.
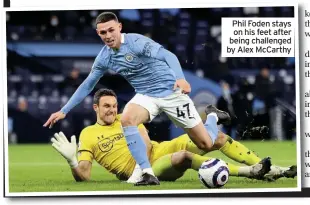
[128,90,202,129]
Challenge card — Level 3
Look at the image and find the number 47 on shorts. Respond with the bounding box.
[176,103,195,119]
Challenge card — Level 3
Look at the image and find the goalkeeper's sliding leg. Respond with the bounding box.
[152,151,271,181]
[209,131,297,181]
[202,105,297,181]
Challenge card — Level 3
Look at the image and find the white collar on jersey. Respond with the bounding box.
[121,33,125,44]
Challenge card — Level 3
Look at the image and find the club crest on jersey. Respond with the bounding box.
[125,53,134,62]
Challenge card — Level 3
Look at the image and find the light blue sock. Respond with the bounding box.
[123,126,151,169]
[204,114,219,144]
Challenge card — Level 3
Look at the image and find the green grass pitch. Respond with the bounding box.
[8,141,298,193]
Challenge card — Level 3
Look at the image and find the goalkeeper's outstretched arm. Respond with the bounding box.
[71,161,92,182]
[51,132,92,182]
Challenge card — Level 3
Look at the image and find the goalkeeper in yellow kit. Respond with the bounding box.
[51,88,296,183]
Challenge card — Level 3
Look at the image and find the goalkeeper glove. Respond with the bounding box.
[51,132,78,168]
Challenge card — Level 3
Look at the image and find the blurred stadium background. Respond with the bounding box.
[6,7,296,144]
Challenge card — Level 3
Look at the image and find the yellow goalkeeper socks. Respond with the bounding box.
[191,154,209,170]
[191,154,239,176]
[219,136,261,166]
[226,162,241,176]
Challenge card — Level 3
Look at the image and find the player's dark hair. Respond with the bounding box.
[96,12,119,25]
[93,88,117,105]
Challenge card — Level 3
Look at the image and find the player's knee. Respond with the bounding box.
[196,140,213,151]
[171,151,192,168]
[120,115,137,127]
[213,132,228,149]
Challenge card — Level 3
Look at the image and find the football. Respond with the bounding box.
[198,158,230,188]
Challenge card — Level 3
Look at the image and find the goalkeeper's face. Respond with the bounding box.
[94,96,118,125]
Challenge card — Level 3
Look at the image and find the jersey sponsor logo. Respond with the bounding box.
[98,133,124,153]
[125,53,134,62]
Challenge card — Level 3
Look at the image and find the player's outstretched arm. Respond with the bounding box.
[51,132,78,167]
[155,48,191,94]
[43,68,104,128]
[51,132,92,182]
[71,161,92,182]
[155,47,185,80]
[130,34,190,93]
[43,111,66,129]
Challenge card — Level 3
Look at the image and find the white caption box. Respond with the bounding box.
[221,17,295,57]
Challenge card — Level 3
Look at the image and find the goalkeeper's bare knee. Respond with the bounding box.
[171,151,193,169]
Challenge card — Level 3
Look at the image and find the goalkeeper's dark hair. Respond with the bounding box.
[96,12,119,25]
[93,88,117,105]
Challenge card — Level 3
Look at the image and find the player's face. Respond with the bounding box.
[94,96,118,125]
[96,20,122,49]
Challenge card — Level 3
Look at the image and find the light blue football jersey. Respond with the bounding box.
[92,33,177,97]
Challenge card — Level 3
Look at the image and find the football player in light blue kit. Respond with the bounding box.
[44,12,230,186]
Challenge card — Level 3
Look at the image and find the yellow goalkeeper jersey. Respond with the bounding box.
[77,114,145,180]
